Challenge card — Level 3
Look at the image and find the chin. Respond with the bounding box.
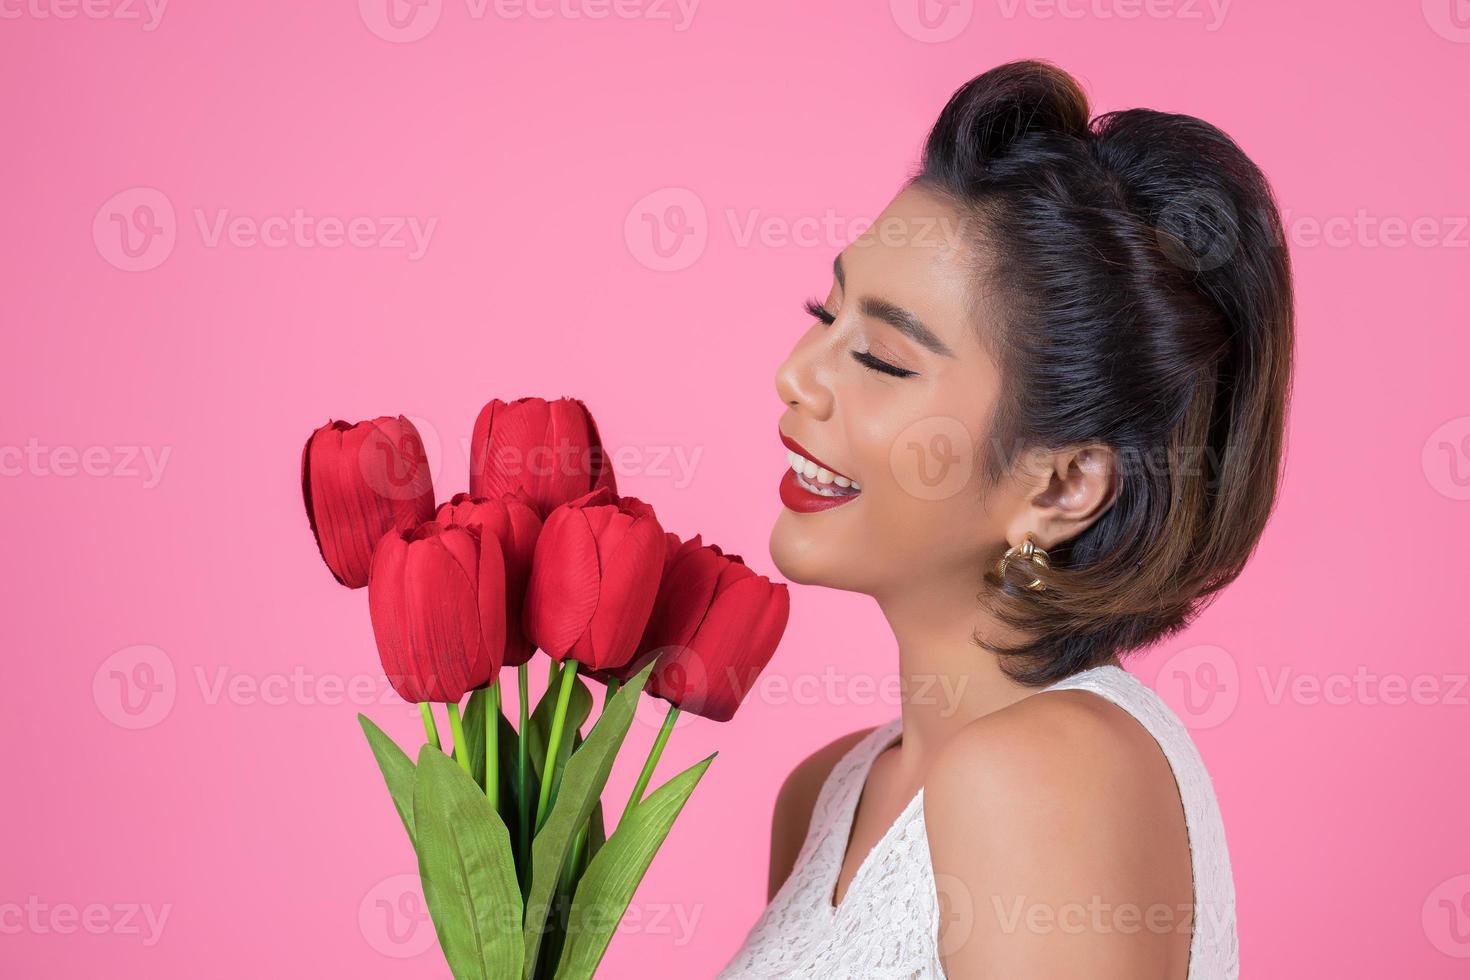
[768,513,869,593]
[768,513,826,586]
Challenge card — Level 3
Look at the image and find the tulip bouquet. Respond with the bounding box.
[300,397,789,980]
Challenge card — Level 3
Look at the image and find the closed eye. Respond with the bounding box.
[852,351,916,378]
[804,297,917,379]
[804,298,835,325]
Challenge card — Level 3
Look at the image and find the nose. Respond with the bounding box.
[774,328,835,420]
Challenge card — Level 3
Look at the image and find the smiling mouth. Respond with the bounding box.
[778,431,862,512]
[787,457,860,497]
[784,448,861,496]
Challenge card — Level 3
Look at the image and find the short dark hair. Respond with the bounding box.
[911,60,1295,685]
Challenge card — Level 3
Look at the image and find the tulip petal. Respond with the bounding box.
[476,529,509,677]
[368,531,417,699]
[651,577,790,722]
[586,515,665,672]
[544,399,595,511]
[468,400,500,499]
[506,399,553,507]
[580,398,618,497]
[499,495,543,667]
[524,506,601,658]
[432,524,481,584]
[404,534,483,700]
[642,544,723,653]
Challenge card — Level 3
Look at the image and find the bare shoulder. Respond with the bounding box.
[925,687,1175,814]
[924,689,1194,977]
[766,726,876,901]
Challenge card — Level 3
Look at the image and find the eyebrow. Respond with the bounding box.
[833,254,956,359]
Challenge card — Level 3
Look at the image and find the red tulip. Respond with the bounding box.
[301,416,435,589]
[368,521,507,703]
[523,487,665,672]
[646,542,790,722]
[435,491,542,668]
[588,531,706,686]
[469,397,617,519]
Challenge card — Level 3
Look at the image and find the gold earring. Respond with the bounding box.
[997,532,1050,591]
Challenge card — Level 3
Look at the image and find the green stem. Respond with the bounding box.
[447,701,471,776]
[622,704,679,823]
[517,662,531,879]
[487,679,500,809]
[420,702,441,750]
[536,660,580,832]
[604,678,621,709]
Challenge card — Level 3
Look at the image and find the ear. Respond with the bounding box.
[1005,443,1118,551]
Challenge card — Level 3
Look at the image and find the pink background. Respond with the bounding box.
[4,0,1469,976]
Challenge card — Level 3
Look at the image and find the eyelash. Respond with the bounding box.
[803,298,917,379]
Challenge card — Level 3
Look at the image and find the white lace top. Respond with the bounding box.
[716,665,1239,979]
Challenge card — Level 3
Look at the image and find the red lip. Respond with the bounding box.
[778,426,861,514]
[779,468,860,513]
[779,429,855,482]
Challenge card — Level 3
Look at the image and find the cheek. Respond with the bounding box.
[850,394,1001,555]
[851,389,984,508]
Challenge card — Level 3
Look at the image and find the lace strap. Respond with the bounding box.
[788,720,904,877]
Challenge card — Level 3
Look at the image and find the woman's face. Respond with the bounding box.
[770,184,1030,601]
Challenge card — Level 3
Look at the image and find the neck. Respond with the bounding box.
[874,572,1042,771]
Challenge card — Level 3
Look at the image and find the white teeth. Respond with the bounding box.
[796,472,849,496]
[785,444,860,494]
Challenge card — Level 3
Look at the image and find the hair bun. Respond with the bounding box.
[923,60,1091,179]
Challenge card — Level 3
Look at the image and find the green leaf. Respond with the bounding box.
[413,746,525,980]
[585,799,606,864]
[521,661,653,980]
[358,714,417,844]
[553,753,715,980]
[462,687,490,789]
